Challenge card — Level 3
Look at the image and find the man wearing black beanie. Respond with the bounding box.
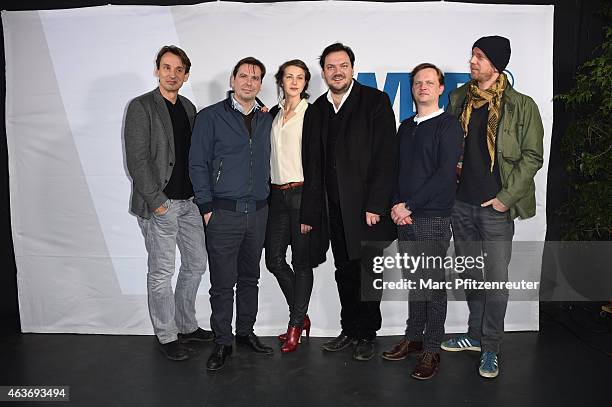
[441,35,544,379]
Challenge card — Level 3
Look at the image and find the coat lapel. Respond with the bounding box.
[153,88,175,158]
[178,94,195,129]
[316,98,330,155]
[315,80,360,157]
[334,80,360,145]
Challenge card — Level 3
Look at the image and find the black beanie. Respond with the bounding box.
[472,36,511,73]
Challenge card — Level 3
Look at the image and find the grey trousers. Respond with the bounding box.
[138,198,207,344]
[206,206,268,346]
[451,200,514,354]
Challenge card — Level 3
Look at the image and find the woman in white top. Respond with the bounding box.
[265,59,327,353]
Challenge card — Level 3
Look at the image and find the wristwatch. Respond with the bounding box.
[161,199,171,209]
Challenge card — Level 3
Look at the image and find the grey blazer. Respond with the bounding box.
[124,87,196,219]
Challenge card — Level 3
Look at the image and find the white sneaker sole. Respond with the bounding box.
[479,368,499,378]
[441,344,481,352]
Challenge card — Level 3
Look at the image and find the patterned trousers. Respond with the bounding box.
[399,217,452,352]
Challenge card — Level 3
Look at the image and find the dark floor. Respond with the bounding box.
[0,305,610,407]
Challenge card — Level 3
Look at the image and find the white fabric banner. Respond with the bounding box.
[4,1,552,335]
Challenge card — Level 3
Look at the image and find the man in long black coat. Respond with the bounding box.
[314,43,397,361]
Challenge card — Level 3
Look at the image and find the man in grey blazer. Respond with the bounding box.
[124,45,213,361]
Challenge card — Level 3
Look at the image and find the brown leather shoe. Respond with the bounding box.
[411,351,440,380]
[381,338,423,361]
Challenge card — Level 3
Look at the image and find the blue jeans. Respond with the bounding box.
[451,200,514,354]
[138,198,207,344]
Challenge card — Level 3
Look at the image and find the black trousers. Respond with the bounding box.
[328,199,382,340]
[206,206,268,346]
[265,187,313,327]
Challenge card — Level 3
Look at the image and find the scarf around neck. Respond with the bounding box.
[459,73,507,172]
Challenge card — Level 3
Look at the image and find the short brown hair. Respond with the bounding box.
[155,45,191,73]
[232,57,266,80]
[410,63,444,87]
[274,59,311,100]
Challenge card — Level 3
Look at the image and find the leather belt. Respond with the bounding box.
[271,182,304,190]
[213,198,267,213]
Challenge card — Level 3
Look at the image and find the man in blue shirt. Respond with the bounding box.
[189,57,274,371]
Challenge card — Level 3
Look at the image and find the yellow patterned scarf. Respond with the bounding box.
[459,73,507,172]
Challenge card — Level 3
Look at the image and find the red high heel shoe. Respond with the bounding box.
[281,326,301,353]
[278,314,310,342]
[303,314,311,340]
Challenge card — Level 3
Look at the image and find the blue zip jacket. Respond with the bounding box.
[189,96,272,214]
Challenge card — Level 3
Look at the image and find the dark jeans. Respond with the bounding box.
[399,217,451,352]
[265,187,313,327]
[328,199,382,340]
[205,206,268,346]
[451,200,514,354]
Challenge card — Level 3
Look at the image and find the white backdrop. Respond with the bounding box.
[3,1,552,335]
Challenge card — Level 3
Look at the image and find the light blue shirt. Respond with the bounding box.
[231,94,261,115]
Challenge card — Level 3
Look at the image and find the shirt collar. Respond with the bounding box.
[326,79,354,113]
[231,94,260,115]
[413,108,444,124]
[280,98,308,114]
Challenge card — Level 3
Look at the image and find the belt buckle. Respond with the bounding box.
[238,201,251,213]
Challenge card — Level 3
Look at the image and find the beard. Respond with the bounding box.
[327,77,351,95]
[471,67,495,83]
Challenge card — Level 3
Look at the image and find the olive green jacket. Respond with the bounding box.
[447,82,544,220]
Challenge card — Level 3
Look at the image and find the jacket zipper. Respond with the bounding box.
[215,158,223,185]
[248,137,253,198]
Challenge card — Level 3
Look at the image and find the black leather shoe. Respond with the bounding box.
[206,344,232,371]
[353,339,375,361]
[178,327,214,343]
[321,334,356,352]
[159,340,189,361]
[235,333,274,355]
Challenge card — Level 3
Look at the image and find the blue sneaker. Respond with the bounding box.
[440,334,481,352]
[479,351,499,378]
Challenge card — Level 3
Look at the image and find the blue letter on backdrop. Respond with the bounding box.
[357,72,471,122]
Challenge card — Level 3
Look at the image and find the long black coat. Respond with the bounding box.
[268,103,329,267]
[314,80,397,260]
